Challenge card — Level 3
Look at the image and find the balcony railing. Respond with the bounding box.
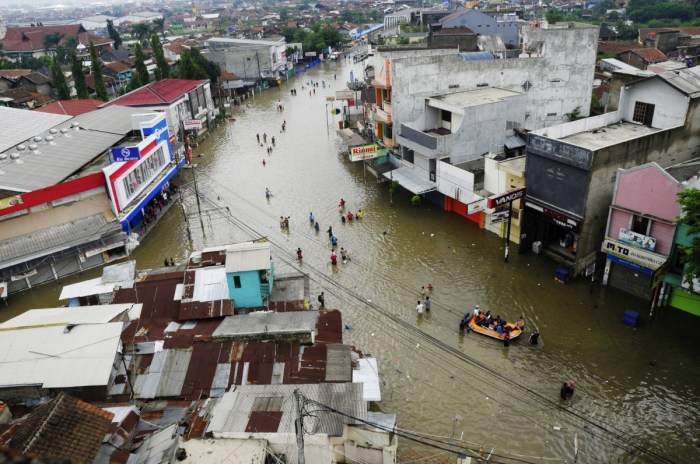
[373,107,392,124]
[383,101,392,115]
[399,124,437,149]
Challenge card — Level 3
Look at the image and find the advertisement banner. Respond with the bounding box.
[601,238,666,270]
[487,187,526,209]
[305,51,317,57]
[491,210,510,223]
[349,144,378,161]
[618,227,656,252]
[183,119,203,130]
[110,146,140,162]
[0,195,23,210]
[335,90,355,100]
[141,115,170,147]
[468,199,486,215]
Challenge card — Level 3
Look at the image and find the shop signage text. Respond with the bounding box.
[601,238,666,270]
[491,210,510,223]
[350,144,378,161]
[619,227,656,252]
[486,187,526,209]
[183,119,203,130]
[110,146,140,162]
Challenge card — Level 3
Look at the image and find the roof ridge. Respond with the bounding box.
[147,83,167,103]
[22,392,66,453]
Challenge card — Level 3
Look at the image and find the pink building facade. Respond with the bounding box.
[602,163,679,300]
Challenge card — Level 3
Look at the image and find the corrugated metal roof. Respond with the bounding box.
[325,344,352,382]
[0,213,125,268]
[208,383,366,437]
[659,67,700,97]
[134,424,180,464]
[382,166,437,195]
[59,277,120,300]
[0,106,71,153]
[224,242,271,273]
[367,412,396,432]
[102,260,136,283]
[192,266,230,301]
[0,129,124,192]
[0,322,122,389]
[70,106,146,135]
[211,363,231,397]
[353,357,382,401]
[505,134,526,149]
[459,51,495,61]
[134,348,193,399]
[0,303,134,329]
[213,311,319,339]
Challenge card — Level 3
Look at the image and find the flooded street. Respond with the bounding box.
[5,59,700,463]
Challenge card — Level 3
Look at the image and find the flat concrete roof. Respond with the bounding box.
[429,87,522,109]
[558,122,661,151]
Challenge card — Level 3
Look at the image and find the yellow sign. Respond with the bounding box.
[350,144,378,161]
[0,195,23,210]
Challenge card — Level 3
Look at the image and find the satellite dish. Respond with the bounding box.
[10,152,20,160]
[28,144,38,151]
[60,128,68,134]
[0,153,7,160]
[16,144,26,151]
[45,135,54,142]
[33,136,42,142]
[49,128,58,134]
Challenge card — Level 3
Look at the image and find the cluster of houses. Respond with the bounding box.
[335,16,700,317]
[0,242,396,463]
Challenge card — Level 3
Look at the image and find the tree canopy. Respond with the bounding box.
[71,49,89,99]
[134,43,149,87]
[89,42,109,101]
[677,188,700,290]
[50,56,70,100]
[107,19,122,50]
[151,33,170,80]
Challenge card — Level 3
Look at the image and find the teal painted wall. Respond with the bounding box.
[227,270,263,308]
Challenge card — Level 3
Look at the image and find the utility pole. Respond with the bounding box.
[294,390,306,464]
[504,200,513,263]
[191,163,206,238]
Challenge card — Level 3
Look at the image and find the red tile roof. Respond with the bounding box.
[106,78,208,106]
[35,99,104,116]
[4,392,113,463]
[639,27,700,40]
[2,25,85,52]
[597,41,637,55]
[632,47,668,63]
[0,69,32,79]
[105,61,132,73]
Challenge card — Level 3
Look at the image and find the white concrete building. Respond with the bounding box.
[205,37,289,80]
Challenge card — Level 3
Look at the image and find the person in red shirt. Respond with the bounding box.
[297,248,303,262]
[330,250,338,265]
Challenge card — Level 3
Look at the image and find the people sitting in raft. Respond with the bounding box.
[515,316,526,331]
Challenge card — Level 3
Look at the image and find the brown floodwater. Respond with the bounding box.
[4,59,699,464]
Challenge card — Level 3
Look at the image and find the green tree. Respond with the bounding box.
[152,17,166,37]
[131,23,151,44]
[107,19,122,50]
[190,48,221,83]
[43,31,61,52]
[134,43,150,86]
[677,188,700,290]
[89,42,109,101]
[279,7,289,22]
[71,50,89,99]
[178,50,203,80]
[50,56,70,100]
[150,33,170,80]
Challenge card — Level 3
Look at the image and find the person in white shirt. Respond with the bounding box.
[416,300,425,315]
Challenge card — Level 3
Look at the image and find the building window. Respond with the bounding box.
[121,145,168,204]
[233,275,242,288]
[631,214,649,235]
[632,101,655,126]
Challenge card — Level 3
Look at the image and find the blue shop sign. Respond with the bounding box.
[110,146,140,162]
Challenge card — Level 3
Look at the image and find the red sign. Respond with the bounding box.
[486,187,526,209]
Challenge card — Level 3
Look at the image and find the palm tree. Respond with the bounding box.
[152,17,166,38]
[131,23,151,45]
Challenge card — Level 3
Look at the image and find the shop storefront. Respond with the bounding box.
[522,199,581,265]
[601,237,667,299]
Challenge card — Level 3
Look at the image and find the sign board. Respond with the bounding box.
[350,144,379,161]
[305,51,317,57]
[110,146,140,162]
[141,114,170,148]
[467,199,486,215]
[491,210,510,224]
[183,119,203,130]
[335,90,355,100]
[487,187,526,209]
[326,96,336,102]
[601,238,666,270]
[0,194,23,210]
[585,262,596,277]
[619,227,656,252]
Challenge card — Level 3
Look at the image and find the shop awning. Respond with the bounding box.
[382,166,437,195]
[505,135,526,149]
[121,159,186,227]
[336,128,367,147]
